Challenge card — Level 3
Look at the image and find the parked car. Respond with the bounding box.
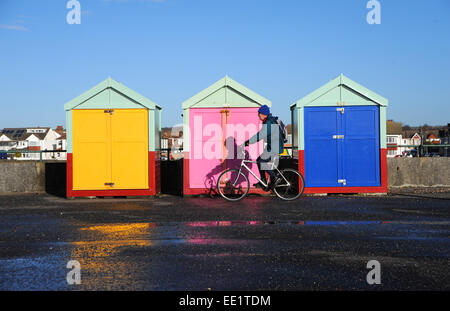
[0,152,8,160]
[404,149,418,157]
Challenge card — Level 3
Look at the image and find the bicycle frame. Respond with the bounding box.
[229,149,291,188]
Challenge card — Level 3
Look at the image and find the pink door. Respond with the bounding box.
[225,108,263,186]
[189,108,222,189]
[189,107,263,189]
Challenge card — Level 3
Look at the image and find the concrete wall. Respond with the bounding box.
[388,158,450,187]
[0,158,449,194]
[0,161,46,193]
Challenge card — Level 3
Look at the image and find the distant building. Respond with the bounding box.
[386,119,422,157]
[402,124,446,142]
[423,133,442,156]
[386,133,421,157]
[386,121,449,157]
[55,125,65,136]
[425,133,440,144]
[161,126,183,160]
[386,120,403,157]
[410,133,421,146]
[0,127,66,160]
[55,132,67,160]
[386,134,402,157]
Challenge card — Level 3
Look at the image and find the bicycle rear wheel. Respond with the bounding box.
[217,169,250,201]
[273,168,305,201]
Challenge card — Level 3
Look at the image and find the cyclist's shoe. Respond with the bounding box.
[253,182,266,189]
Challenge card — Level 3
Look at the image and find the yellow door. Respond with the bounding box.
[73,109,148,191]
[111,109,149,189]
[73,110,112,190]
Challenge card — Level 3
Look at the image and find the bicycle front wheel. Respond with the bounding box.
[217,169,250,202]
[273,168,305,201]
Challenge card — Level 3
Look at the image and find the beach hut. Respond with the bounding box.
[290,74,388,194]
[182,76,272,195]
[65,78,162,198]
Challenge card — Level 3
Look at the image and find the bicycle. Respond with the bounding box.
[216,148,305,201]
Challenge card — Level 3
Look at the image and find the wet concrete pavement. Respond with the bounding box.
[0,193,449,290]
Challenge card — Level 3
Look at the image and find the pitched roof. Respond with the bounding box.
[55,126,65,135]
[182,75,272,109]
[291,74,388,108]
[64,77,161,111]
[0,128,50,141]
[411,133,421,139]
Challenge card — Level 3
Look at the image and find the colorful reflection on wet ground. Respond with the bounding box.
[0,194,449,290]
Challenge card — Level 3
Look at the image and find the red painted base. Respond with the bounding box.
[298,149,388,194]
[66,152,160,198]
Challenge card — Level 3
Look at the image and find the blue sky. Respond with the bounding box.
[0,0,449,128]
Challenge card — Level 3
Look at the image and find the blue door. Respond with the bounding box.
[304,106,380,188]
[304,107,340,187]
[342,106,380,187]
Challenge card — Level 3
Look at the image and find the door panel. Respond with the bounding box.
[189,108,223,188]
[73,110,111,190]
[304,106,381,188]
[225,108,262,186]
[189,108,263,189]
[342,107,380,187]
[111,109,149,189]
[304,108,339,187]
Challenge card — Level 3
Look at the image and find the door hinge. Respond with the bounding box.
[333,135,344,139]
[104,109,114,114]
[338,179,347,186]
[336,108,344,114]
[104,182,115,187]
[220,110,230,117]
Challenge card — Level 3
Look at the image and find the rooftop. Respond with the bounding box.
[0,127,51,141]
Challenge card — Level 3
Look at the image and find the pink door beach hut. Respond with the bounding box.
[182,76,272,195]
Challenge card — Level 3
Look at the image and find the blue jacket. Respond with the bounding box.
[248,114,284,154]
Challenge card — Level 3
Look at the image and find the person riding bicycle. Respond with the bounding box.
[244,105,284,190]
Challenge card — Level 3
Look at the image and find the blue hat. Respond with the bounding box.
[258,105,270,116]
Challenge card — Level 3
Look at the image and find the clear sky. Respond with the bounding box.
[0,0,449,128]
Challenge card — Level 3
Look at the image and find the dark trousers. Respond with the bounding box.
[256,151,278,183]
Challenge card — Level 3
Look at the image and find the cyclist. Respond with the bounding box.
[244,105,284,190]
